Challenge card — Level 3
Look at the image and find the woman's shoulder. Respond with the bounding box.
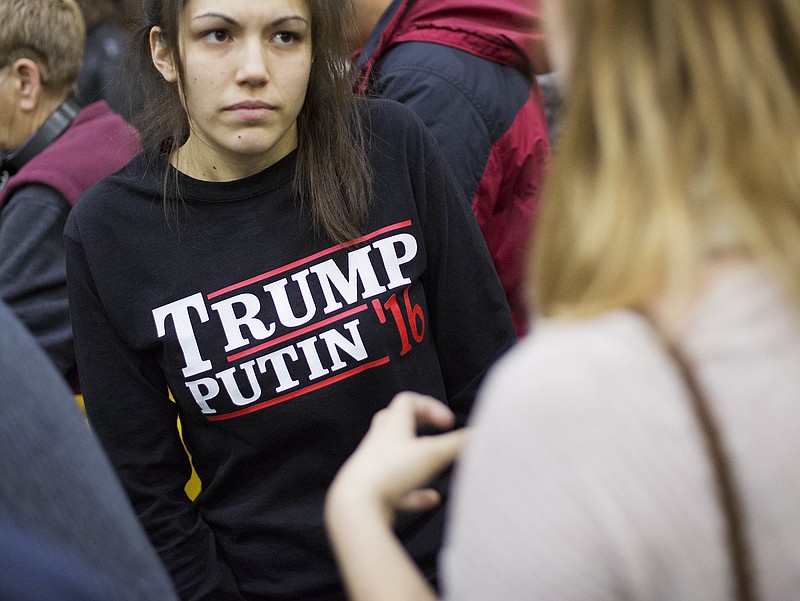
[494,311,658,377]
[355,98,441,171]
[356,98,431,142]
[357,96,420,123]
[75,151,161,207]
[67,151,163,233]
[476,310,672,420]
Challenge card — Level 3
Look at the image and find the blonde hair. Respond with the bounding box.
[531,0,800,318]
[0,0,86,94]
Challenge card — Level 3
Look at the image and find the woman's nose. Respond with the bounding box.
[236,38,269,87]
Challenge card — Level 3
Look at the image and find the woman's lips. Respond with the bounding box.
[224,101,276,120]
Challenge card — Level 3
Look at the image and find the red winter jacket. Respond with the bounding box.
[356,0,551,335]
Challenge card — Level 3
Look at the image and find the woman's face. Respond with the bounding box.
[152,0,313,180]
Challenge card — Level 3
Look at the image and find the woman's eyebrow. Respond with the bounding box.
[272,16,309,27]
[192,14,309,27]
[193,12,237,25]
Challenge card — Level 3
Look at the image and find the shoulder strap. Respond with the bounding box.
[0,97,81,196]
[656,329,758,601]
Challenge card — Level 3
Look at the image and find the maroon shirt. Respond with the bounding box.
[0,100,140,208]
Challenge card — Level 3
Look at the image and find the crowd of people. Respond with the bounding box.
[0,0,798,600]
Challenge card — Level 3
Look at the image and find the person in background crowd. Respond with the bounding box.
[75,0,134,119]
[65,0,514,599]
[0,298,178,601]
[351,0,551,336]
[0,0,139,388]
[326,0,800,599]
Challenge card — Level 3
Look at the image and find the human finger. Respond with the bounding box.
[386,391,456,433]
[381,428,469,505]
[412,428,468,477]
[394,489,441,512]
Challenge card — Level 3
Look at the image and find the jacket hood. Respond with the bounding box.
[357,0,549,87]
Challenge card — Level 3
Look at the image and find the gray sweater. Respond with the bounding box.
[0,185,73,372]
[443,265,800,600]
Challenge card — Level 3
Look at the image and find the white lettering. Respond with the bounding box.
[256,346,300,393]
[295,336,330,381]
[318,319,368,371]
[263,269,316,328]
[310,246,387,314]
[152,293,212,378]
[217,360,262,406]
[185,377,219,414]
[211,293,276,352]
[372,233,417,289]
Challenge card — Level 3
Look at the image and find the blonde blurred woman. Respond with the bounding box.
[326,0,800,600]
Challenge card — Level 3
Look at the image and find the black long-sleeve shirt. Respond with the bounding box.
[65,99,515,600]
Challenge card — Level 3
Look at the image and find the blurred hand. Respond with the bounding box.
[326,391,468,526]
[325,392,459,601]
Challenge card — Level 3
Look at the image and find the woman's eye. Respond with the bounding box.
[274,32,297,45]
[203,29,230,44]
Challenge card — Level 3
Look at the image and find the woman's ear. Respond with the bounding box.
[150,26,178,83]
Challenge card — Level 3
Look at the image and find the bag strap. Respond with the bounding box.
[655,329,758,601]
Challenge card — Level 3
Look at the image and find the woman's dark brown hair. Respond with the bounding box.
[127,0,372,243]
[74,0,117,29]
